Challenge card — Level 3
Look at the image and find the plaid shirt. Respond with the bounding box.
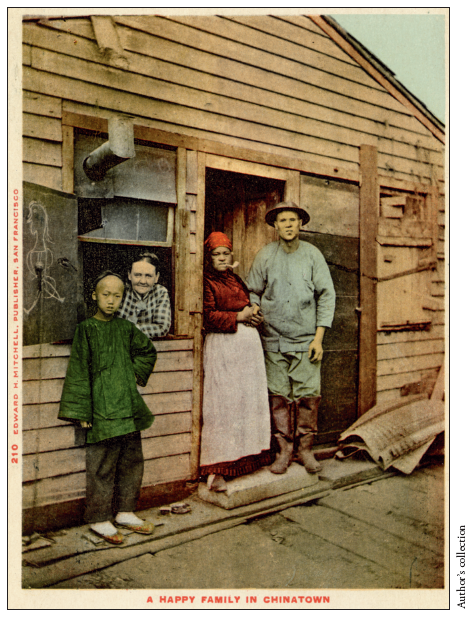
[117,284,171,339]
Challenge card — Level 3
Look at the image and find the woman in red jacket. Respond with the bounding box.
[200,232,272,491]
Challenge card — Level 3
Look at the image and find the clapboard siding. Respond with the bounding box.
[23,137,62,167]
[24,412,192,454]
[23,391,193,431]
[22,17,445,185]
[23,90,62,118]
[23,350,193,381]
[23,433,191,483]
[24,27,443,168]
[22,338,194,510]
[23,454,190,509]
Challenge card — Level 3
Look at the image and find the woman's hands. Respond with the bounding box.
[237,304,264,327]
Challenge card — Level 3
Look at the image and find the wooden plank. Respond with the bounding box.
[30,48,364,168]
[126,16,402,112]
[23,453,190,509]
[23,163,62,191]
[142,453,191,485]
[376,389,402,404]
[174,15,383,90]
[24,370,193,404]
[318,485,444,555]
[283,169,300,204]
[300,175,359,238]
[61,124,74,194]
[24,19,443,157]
[23,351,193,381]
[174,147,191,334]
[310,16,445,144]
[206,154,293,181]
[142,432,191,460]
[32,17,95,40]
[63,103,359,184]
[141,412,192,440]
[23,137,61,166]
[23,473,86,510]
[23,424,75,454]
[137,370,194,395]
[23,112,62,141]
[358,145,378,416]
[23,90,62,118]
[189,153,206,478]
[377,324,444,345]
[23,391,193,430]
[23,434,191,482]
[114,17,436,139]
[283,505,442,587]
[23,411,191,454]
[230,15,359,66]
[376,338,444,361]
[27,68,361,180]
[377,352,445,377]
[22,338,193,358]
[23,43,32,66]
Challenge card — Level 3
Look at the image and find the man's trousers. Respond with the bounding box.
[84,431,144,524]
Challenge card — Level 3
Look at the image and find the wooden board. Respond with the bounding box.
[113,17,441,140]
[377,338,444,361]
[23,453,191,509]
[23,433,191,482]
[22,337,193,358]
[23,112,62,141]
[283,503,443,588]
[23,391,193,431]
[24,412,192,454]
[23,90,62,118]
[377,352,444,376]
[23,163,62,192]
[358,145,378,416]
[23,350,193,381]
[318,350,358,439]
[171,15,383,90]
[300,175,360,238]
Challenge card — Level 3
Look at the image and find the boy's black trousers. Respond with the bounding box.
[84,431,144,523]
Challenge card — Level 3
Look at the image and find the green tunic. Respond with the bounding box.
[58,317,157,444]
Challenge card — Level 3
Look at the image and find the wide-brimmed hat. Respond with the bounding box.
[265,201,310,226]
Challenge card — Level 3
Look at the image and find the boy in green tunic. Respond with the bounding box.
[59,271,157,544]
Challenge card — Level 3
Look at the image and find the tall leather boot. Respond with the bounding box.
[268,395,294,474]
[294,396,322,474]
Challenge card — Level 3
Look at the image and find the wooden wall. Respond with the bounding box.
[375,183,445,403]
[23,14,444,193]
[22,339,193,511]
[21,14,445,508]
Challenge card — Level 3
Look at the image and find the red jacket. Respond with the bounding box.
[203,269,250,333]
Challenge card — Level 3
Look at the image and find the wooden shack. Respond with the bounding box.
[20,14,445,532]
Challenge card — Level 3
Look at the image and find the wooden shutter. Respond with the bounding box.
[23,182,80,345]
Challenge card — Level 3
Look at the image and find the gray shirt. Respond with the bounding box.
[247,240,336,352]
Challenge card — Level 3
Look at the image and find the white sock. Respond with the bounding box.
[90,521,118,536]
[115,511,144,526]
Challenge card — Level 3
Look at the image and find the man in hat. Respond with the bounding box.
[246,201,336,474]
[117,252,171,339]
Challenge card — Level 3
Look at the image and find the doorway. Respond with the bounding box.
[204,167,285,280]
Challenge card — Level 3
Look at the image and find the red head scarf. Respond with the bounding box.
[204,231,232,252]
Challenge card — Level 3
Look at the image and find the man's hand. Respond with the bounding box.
[80,421,92,429]
[308,326,326,362]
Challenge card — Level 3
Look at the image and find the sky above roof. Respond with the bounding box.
[330,14,446,123]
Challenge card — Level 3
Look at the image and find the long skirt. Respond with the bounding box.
[200,324,272,477]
